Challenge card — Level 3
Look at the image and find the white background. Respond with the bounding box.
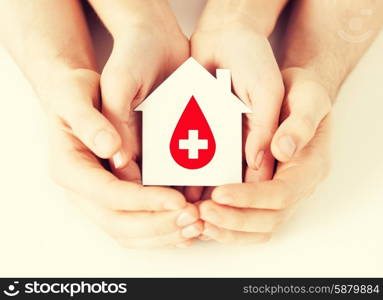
[0,0,382,277]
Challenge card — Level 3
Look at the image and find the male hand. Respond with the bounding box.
[199,68,332,243]
[48,69,203,249]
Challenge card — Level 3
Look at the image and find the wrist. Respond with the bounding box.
[196,0,287,36]
[281,67,336,103]
[281,61,342,101]
[24,61,98,112]
[90,0,182,39]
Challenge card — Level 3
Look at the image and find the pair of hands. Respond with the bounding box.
[47,6,332,248]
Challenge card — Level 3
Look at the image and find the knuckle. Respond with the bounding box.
[314,153,332,181]
[47,160,73,191]
[266,80,285,104]
[243,195,255,209]
[103,179,124,211]
[295,114,317,138]
[152,223,170,237]
[215,229,234,244]
[278,193,290,210]
[221,234,235,244]
[232,212,246,231]
[270,210,286,231]
[278,179,297,208]
[314,83,332,113]
[107,197,121,211]
[248,118,276,137]
[66,108,96,130]
[260,233,272,243]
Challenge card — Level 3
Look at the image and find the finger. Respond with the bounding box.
[175,239,195,248]
[211,179,292,210]
[113,159,141,183]
[184,186,204,202]
[198,234,212,241]
[110,204,200,239]
[271,68,332,162]
[100,49,154,169]
[49,122,186,211]
[203,222,271,244]
[242,149,276,183]
[71,188,200,242]
[174,186,185,194]
[201,186,215,200]
[191,36,217,74]
[118,222,203,249]
[66,107,121,159]
[211,120,331,211]
[200,200,284,232]
[212,115,332,210]
[232,43,284,174]
[56,72,122,159]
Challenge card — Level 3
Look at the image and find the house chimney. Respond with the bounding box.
[216,69,231,93]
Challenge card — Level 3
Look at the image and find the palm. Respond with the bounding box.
[100,27,189,177]
[187,25,284,200]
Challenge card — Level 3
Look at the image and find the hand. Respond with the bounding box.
[48,69,203,249]
[199,68,332,244]
[90,0,189,168]
[191,14,284,181]
[187,10,285,202]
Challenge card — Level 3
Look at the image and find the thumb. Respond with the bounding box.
[56,70,122,159]
[65,105,122,159]
[271,68,332,162]
[100,62,144,170]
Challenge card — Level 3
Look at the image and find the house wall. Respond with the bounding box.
[141,108,243,186]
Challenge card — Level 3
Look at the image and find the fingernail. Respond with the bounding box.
[203,226,219,238]
[176,212,197,227]
[278,136,296,158]
[182,224,201,238]
[112,151,124,169]
[254,150,265,170]
[94,130,115,155]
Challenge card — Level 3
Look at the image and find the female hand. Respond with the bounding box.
[187,0,287,201]
[191,1,286,181]
[88,0,190,168]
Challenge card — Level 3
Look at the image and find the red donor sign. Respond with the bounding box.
[170,96,216,169]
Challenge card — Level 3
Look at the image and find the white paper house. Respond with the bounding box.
[135,58,251,186]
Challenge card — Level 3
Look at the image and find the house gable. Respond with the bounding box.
[135,57,251,113]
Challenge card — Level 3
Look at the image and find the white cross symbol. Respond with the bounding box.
[179,130,208,159]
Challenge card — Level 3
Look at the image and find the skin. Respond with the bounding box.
[199,0,383,243]
[185,0,288,201]
[0,0,202,249]
[87,0,190,168]
[1,0,382,247]
[199,68,333,243]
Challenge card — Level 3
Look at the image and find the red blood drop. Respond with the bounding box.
[170,96,216,169]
